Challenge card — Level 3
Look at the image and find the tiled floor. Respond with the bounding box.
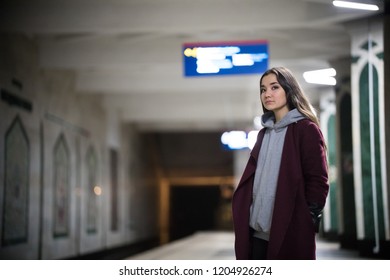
[126,231,367,260]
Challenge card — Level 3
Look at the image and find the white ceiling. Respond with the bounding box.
[0,0,383,131]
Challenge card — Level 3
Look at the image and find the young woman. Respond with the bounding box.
[232,67,329,260]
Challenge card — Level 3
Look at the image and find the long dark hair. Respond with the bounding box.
[259,66,320,127]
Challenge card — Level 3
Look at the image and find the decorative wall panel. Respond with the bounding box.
[86,146,98,234]
[2,116,29,246]
[53,133,70,237]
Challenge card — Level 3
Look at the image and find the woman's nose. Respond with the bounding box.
[263,90,271,97]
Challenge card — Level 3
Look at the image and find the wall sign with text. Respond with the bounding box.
[183,40,268,77]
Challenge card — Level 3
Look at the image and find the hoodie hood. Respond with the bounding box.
[261,108,305,132]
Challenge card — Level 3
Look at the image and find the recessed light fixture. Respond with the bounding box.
[332,1,379,11]
[303,68,337,86]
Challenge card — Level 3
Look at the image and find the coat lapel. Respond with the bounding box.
[236,129,265,187]
[267,122,302,258]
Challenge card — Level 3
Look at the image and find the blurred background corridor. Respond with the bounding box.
[1,0,390,260]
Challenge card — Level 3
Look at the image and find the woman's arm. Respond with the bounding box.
[299,120,329,231]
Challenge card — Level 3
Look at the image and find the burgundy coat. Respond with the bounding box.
[232,119,329,259]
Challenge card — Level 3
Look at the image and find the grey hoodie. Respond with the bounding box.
[249,108,305,241]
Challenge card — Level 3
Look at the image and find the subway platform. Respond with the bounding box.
[126,231,368,260]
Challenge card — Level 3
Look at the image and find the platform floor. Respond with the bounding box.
[126,231,367,260]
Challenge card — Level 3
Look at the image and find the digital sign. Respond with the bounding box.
[183,40,268,77]
[221,130,259,150]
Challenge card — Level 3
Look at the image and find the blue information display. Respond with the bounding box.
[183,40,268,77]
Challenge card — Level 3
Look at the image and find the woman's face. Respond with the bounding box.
[260,73,289,118]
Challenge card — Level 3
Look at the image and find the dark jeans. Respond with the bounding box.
[251,237,269,260]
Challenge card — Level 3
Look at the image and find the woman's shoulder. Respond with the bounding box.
[294,118,324,139]
[295,118,318,129]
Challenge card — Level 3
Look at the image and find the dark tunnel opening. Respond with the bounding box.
[169,185,221,242]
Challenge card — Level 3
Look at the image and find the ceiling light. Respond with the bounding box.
[332,1,379,11]
[303,68,337,86]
